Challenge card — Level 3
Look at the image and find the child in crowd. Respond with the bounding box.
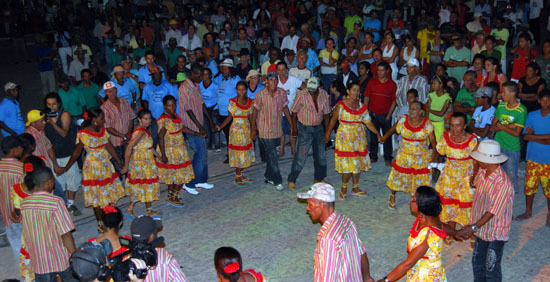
[469,87,496,141]
[397,89,420,119]
[426,75,452,141]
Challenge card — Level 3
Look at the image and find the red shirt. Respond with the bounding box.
[387,19,405,28]
[370,61,393,78]
[511,48,539,80]
[364,77,397,114]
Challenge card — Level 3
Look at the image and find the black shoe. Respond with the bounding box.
[264,178,275,185]
[223,158,229,164]
[68,205,81,216]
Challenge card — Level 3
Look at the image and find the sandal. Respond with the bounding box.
[97,220,105,233]
[351,186,367,197]
[124,203,136,219]
[146,208,162,217]
[339,184,348,200]
[234,174,245,186]
[241,175,252,182]
[388,194,396,210]
[166,190,184,208]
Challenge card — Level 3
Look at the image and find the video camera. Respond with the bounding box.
[108,236,165,282]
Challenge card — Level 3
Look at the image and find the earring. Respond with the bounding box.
[94,122,97,126]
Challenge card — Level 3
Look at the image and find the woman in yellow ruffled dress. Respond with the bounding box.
[381,101,438,209]
[217,81,255,185]
[435,112,478,235]
[63,108,125,229]
[325,82,381,200]
[157,95,199,207]
[121,108,161,217]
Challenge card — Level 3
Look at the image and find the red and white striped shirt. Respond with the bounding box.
[254,88,289,139]
[291,88,331,126]
[144,248,189,282]
[471,167,514,241]
[101,98,136,146]
[0,158,23,226]
[21,191,75,274]
[25,125,53,168]
[179,79,205,132]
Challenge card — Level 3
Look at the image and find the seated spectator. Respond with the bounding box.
[67,48,90,85]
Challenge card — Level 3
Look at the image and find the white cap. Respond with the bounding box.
[219,58,234,67]
[406,58,420,67]
[4,82,17,92]
[103,81,116,90]
[297,183,335,202]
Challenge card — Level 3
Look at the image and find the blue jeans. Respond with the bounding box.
[260,138,282,185]
[288,123,327,183]
[472,237,506,282]
[35,267,78,282]
[6,222,22,265]
[186,134,208,188]
[321,74,337,92]
[501,149,520,193]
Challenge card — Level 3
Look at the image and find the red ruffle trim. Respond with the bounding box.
[443,131,477,149]
[133,127,152,137]
[338,101,368,115]
[404,115,429,132]
[82,173,119,186]
[13,183,30,199]
[169,128,183,135]
[88,143,107,149]
[233,115,249,118]
[440,195,472,208]
[340,119,363,124]
[20,247,30,259]
[448,156,472,161]
[156,160,192,169]
[392,160,430,175]
[402,136,426,142]
[127,175,159,184]
[158,113,182,124]
[80,127,106,137]
[228,143,253,151]
[231,98,253,109]
[409,217,447,239]
[334,148,368,157]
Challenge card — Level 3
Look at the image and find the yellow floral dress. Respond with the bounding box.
[156,113,194,184]
[387,115,434,194]
[11,183,33,282]
[78,127,126,208]
[435,132,478,225]
[406,217,447,282]
[125,127,160,202]
[228,98,255,168]
[334,101,371,174]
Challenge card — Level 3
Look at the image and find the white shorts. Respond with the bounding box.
[55,156,81,192]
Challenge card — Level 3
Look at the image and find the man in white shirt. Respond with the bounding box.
[177,25,202,57]
[474,0,492,25]
[164,19,182,49]
[281,25,300,55]
[277,61,306,155]
[67,48,90,84]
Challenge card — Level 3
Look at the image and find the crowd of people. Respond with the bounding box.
[0,0,549,281]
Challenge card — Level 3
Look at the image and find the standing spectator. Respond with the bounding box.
[515,90,550,225]
[67,48,90,85]
[277,62,305,155]
[364,10,382,43]
[77,69,100,110]
[491,82,527,194]
[0,136,24,264]
[100,82,136,176]
[54,26,72,75]
[235,49,252,80]
[458,140,513,282]
[167,55,189,84]
[165,38,182,70]
[290,51,313,82]
[297,183,375,282]
[35,35,56,94]
[417,19,436,78]
[58,76,86,119]
[140,19,155,47]
[535,39,550,85]
[490,18,509,74]
[364,62,397,165]
[443,36,471,82]
[21,167,77,281]
[230,28,252,65]
[215,59,240,160]
[358,32,377,64]
[164,19,183,50]
[200,68,220,151]
[288,77,331,190]
[427,76,452,141]
[99,66,138,107]
[336,61,359,90]
[510,33,538,83]
[251,71,292,191]
[297,38,320,75]
[179,63,216,193]
[142,67,177,146]
[177,25,202,58]
[246,70,264,100]
[89,61,110,86]
[280,25,300,55]
[398,35,420,78]
[381,32,399,82]
[474,0,492,25]
[260,48,281,79]
[395,58,429,113]
[25,110,62,174]
[138,51,165,90]
[469,87,496,140]
[44,93,81,216]
[518,63,546,113]
[480,36,502,61]
[427,29,446,79]
[470,32,487,62]
[319,38,339,91]
[528,0,543,44]
[0,82,25,136]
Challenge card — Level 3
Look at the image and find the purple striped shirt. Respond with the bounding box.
[471,167,514,241]
[144,248,189,282]
[314,212,366,282]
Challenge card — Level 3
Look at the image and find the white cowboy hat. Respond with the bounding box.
[470,140,508,164]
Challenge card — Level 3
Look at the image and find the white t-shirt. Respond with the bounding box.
[289,67,313,82]
[278,75,303,110]
[472,105,496,140]
[529,0,543,19]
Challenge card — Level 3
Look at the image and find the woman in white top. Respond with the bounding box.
[398,35,419,76]
[358,32,377,64]
[381,31,399,81]
[342,37,359,75]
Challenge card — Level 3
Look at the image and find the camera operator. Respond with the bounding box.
[44,92,82,216]
[130,216,189,282]
[71,241,147,282]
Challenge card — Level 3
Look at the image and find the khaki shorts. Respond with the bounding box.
[525,161,550,198]
[54,156,82,192]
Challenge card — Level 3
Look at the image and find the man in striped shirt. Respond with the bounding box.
[21,166,77,281]
[251,71,293,191]
[288,77,331,190]
[298,183,375,282]
[0,136,24,264]
[459,140,514,282]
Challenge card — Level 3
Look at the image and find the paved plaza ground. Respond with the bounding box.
[1,48,549,281]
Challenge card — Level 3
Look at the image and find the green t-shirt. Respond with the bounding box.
[58,86,86,116]
[428,91,452,122]
[77,82,100,109]
[111,52,127,66]
[166,48,183,68]
[443,46,471,82]
[494,102,527,151]
[133,47,151,61]
[490,28,509,60]
[480,50,502,61]
[456,87,476,123]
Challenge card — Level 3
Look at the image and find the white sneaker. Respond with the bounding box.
[196,182,214,189]
[182,184,199,195]
[275,184,284,191]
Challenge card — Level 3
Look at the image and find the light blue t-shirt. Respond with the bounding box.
[247,83,265,100]
[98,78,137,105]
[364,18,381,43]
[138,64,166,84]
[0,97,25,136]
[142,80,178,119]
[524,110,550,164]
[200,80,219,109]
[215,75,240,116]
[206,59,219,77]
[472,105,496,141]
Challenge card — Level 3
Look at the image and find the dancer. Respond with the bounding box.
[434,112,478,239]
[217,81,255,186]
[214,247,268,282]
[325,82,381,200]
[88,205,130,257]
[157,95,199,207]
[381,101,438,209]
[63,108,126,230]
[121,108,161,217]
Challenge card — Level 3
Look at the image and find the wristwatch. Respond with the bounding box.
[123,136,128,141]
[471,225,478,233]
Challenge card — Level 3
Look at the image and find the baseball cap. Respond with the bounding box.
[70,241,112,282]
[267,64,277,74]
[169,19,178,25]
[103,81,116,91]
[220,58,234,67]
[4,82,18,92]
[297,183,335,202]
[266,71,278,80]
[307,77,320,91]
[472,86,493,98]
[246,70,260,81]
[26,110,45,126]
[339,61,350,69]
[131,216,162,242]
[176,72,187,82]
[406,58,420,67]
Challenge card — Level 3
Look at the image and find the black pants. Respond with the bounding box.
[368,112,393,161]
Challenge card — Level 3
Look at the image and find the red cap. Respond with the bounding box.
[339,61,350,69]
[267,63,277,74]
